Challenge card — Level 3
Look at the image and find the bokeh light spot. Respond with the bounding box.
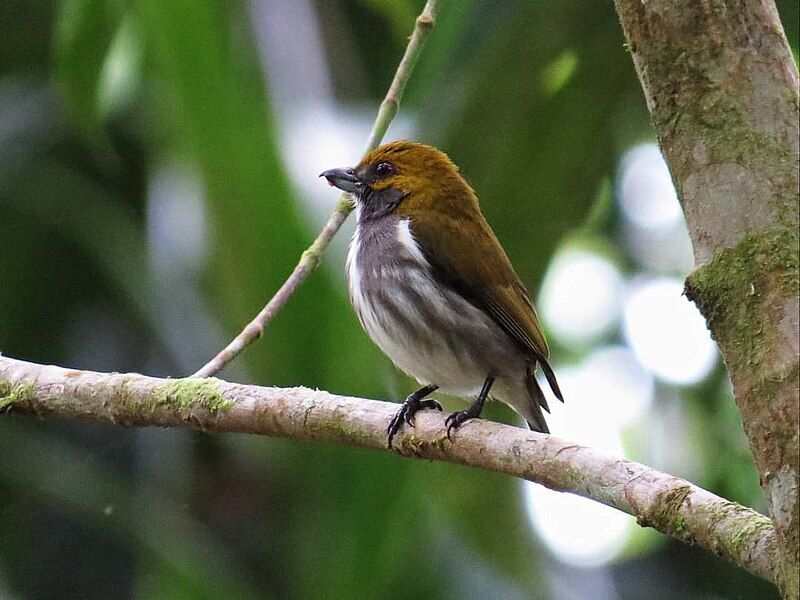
[539,248,623,346]
[618,144,682,230]
[623,278,717,385]
[525,366,633,567]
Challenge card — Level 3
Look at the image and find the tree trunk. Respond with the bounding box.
[613,1,799,596]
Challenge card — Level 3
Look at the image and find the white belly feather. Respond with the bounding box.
[346,218,526,399]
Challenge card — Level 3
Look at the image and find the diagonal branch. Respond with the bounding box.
[191,0,439,379]
[1,355,778,584]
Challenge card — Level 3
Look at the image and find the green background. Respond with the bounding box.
[0,1,796,598]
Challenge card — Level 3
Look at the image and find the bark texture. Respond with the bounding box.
[613,1,799,596]
[0,355,781,583]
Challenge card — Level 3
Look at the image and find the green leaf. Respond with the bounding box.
[54,0,125,131]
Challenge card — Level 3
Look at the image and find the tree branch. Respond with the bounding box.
[613,1,799,596]
[1,355,779,584]
[191,0,439,379]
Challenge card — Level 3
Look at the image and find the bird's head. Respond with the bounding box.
[321,141,478,221]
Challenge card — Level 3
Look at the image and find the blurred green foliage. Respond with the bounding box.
[0,1,796,598]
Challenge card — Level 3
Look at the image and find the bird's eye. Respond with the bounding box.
[375,162,394,178]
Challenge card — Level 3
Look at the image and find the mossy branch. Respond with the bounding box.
[191,0,440,379]
[0,355,779,584]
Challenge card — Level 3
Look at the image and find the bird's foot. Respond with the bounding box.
[445,405,482,441]
[387,395,442,448]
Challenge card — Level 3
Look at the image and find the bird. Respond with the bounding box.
[321,141,563,447]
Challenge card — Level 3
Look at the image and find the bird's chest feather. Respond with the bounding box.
[345,214,513,390]
[346,215,434,344]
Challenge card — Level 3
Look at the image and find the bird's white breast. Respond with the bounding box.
[346,215,518,397]
[346,218,430,342]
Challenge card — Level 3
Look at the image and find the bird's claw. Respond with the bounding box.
[419,398,443,412]
[445,408,480,441]
[387,410,406,448]
[387,397,442,448]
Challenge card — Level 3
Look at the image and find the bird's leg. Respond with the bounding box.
[387,385,441,448]
[445,376,495,441]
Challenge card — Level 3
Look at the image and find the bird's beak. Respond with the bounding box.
[320,167,362,194]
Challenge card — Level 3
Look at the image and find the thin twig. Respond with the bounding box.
[192,0,439,378]
[1,354,778,585]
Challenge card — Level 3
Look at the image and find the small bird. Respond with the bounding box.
[321,141,563,446]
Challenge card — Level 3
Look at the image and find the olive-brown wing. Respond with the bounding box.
[409,212,563,401]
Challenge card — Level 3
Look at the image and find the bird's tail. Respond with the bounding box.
[524,358,564,434]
